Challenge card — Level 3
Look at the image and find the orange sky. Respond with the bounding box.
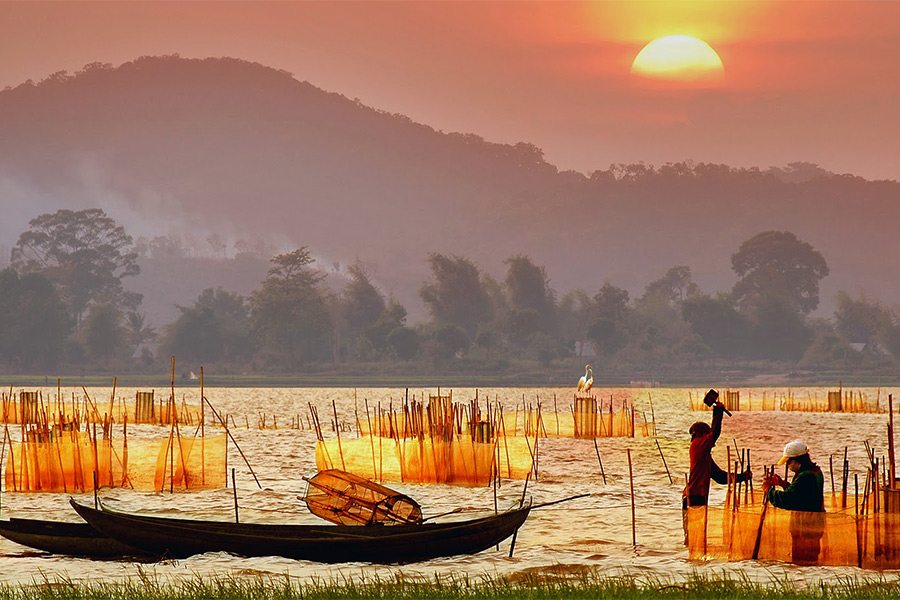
[2,1,899,180]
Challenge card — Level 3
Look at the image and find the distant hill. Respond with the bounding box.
[1,55,898,325]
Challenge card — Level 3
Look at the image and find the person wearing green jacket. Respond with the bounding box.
[763,440,825,565]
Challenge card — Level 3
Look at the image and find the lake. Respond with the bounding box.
[1,385,896,586]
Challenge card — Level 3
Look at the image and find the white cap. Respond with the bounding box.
[777,440,808,465]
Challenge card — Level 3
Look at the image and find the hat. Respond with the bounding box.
[777,440,808,465]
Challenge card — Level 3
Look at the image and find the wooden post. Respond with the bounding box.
[627,448,636,546]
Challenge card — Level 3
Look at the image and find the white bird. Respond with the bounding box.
[577,365,592,392]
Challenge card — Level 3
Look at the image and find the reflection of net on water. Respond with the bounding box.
[687,490,900,568]
[3,424,226,493]
[688,388,883,413]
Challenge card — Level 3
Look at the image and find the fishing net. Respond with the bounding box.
[302,469,422,525]
[689,388,882,413]
[3,424,226,492]
[503,399,655,438]
[0,390,203,426]
[686,491,900,567]
[315,434,534,486]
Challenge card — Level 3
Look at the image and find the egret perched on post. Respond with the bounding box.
[577,365,593,392]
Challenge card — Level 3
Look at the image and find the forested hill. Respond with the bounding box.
[1,55,898,322]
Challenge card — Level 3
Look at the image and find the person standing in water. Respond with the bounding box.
[683,389,751,544]
[763,440,825,565]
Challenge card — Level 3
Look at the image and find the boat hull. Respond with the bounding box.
[70,499,529,563]
[0,517,147,558]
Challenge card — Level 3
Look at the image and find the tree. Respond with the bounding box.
[433,324,471,359]
[343,263,386,341]
[556,289,594,349]
[160,287,250,363]
[731,231,829,315]
[420,253,492,338]
[387,326,421,360]
[506,308,542,347]
[745,295,813,361]
[586,283,631,355]
[0,268,73,370]
[682,294,749,359]
[83,301,127,366]
[249,248,331,368]
[125,311,156,357]
[11,208,141,323]
[834,292,891,344]
[640,266,700,307]
[363,297,408,356]
[503,255,554,330]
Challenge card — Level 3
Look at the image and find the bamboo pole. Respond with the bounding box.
[200,367,205,487]
[627,447,636,546]
[890,395,896,488]
[655,438,672,484]
[592,435,607,484]
[204,397,261,488]
[232,468,239,523]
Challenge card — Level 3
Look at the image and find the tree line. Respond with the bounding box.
[2,208,899,378]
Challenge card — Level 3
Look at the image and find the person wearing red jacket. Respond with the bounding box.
[682,389,751,544]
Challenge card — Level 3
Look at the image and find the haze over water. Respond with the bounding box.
[0,385,895,586]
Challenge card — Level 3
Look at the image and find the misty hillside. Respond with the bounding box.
[1,55,898,326]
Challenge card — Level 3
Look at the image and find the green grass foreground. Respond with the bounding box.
[4,570,900,600]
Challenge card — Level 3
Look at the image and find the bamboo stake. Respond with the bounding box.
[204,398,261,488]
[232,468,239,523]
[592,435,607,484]
[200,367,205,487]
[655,438,672,484]
[627,447,636,546]
[890,394,896,488]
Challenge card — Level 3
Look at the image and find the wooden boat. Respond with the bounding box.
[0,516,147,558]
[70,498,531,563]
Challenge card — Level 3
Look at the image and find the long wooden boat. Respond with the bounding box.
[0,517,147,557]
[70,499,531,563]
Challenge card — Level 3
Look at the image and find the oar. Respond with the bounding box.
[421,508,463,522]
[509,492,589,558]
[530,493,591,510]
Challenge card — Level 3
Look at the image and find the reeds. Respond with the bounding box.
[5,570,900,600]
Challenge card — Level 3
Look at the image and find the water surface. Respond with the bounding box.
[1,385,896,586]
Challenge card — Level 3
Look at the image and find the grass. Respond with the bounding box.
[4,570,900,600]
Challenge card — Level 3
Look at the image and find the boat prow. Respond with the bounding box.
[0,516,149,558]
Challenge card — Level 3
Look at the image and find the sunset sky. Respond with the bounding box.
[2,1,899,181]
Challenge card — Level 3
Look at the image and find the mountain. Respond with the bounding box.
[1,55,898,326]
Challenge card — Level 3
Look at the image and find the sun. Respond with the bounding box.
[631,35,725,86]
